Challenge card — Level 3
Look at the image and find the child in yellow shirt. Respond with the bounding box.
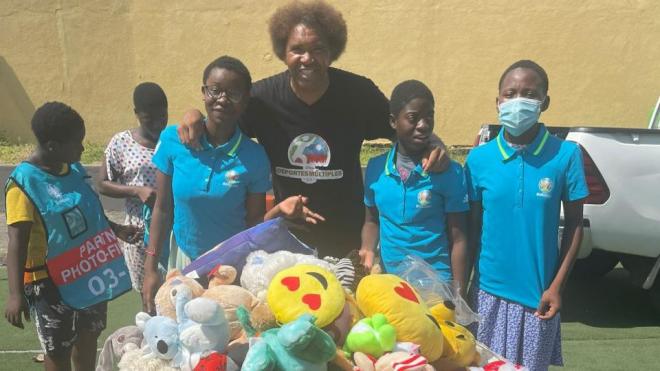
[4,102,139,371]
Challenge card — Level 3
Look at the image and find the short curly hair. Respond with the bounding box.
[269,0,347,62]
[31,101,85,145]
[499,60,549,95]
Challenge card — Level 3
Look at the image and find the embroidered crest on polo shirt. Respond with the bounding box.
[537,177,553,198]
[417,189,432,208]
[223,170,240,187]
[275,133,343,184]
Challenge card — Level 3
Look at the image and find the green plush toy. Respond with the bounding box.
[343,313,397,358]
[238,306,337,371]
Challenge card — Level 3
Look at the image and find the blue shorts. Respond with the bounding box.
[24,278,107,356]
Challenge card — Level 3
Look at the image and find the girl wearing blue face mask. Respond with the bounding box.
[463,60,588,370]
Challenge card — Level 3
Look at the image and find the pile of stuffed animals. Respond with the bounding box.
[99,248,526,371]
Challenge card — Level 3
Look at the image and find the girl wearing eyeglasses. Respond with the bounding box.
[141,56,323,315]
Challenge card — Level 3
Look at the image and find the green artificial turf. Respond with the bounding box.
[1,267,658,369]
[0,267,141,369]
[551,268,660,370]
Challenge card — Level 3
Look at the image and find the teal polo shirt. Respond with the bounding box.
[364,144,469,281]
[465,124,588,309]
[152,125,271,260]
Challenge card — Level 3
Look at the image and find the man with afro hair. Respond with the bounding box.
[178,1,448,258]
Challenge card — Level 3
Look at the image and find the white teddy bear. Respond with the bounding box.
[173,285,239,371]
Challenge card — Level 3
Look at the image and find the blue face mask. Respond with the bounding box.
[498,97,542,137]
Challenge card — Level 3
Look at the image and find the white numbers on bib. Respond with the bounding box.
[87,268,121,296]
[104,268,119,289]
[88,276,105,296]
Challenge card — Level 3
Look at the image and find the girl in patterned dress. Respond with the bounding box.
[97,82,168,291]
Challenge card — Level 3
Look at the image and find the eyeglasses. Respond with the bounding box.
[203,85,244,103]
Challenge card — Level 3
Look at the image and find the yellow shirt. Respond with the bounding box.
[5,164,68,283]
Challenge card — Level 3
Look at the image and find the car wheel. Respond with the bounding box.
[572,250,619,279]
[620,254,656,286]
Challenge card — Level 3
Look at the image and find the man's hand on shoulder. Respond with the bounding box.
[422,134,451,173]
[177,109,205,150]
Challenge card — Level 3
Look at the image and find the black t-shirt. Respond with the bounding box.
[239,67,393,257]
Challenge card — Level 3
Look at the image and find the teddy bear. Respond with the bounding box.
[118,312,180,370]
[202,265,275,342]
[117,343,179,371]
[353,351,436,371]
[135,311,181,361]
[173,285,238,371]
[193,263,277,366]
[343,314,397,358]
[239,308,338,371]
[155,269,206,319]
[207,265,238,285]
[97,325,143,371]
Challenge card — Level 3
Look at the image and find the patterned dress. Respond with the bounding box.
[469,288,563,371]
[104,130,157,291]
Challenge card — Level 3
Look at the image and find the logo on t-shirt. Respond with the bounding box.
[537,177,553,198]
[275,133,343,184]
[417,189,432,208]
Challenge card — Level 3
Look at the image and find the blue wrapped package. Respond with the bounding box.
[181,217,315,279]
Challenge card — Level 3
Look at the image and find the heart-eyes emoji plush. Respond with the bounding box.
[267,264,345,328]
[356,274,444,361]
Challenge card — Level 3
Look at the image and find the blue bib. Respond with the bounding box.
[8,162,131,309]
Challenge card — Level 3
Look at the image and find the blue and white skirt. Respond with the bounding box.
[471,288,563,371]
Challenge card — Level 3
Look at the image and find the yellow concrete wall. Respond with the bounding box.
[1,0,659,145]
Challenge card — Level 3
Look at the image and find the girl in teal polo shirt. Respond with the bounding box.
[359,80,469,286]
[142,56,323,314]
[465,60,588,370]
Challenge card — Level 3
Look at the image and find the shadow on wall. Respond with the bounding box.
[0,56,35,144]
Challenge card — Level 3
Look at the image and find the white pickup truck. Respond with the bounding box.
[474,106,660,311]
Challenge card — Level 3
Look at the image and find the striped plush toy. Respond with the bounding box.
[353,351,435,371]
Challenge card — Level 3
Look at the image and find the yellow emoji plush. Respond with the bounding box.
[437,320,478,367]
[267,264,345,328]
[356,274,444,362]
[429,300,456,323]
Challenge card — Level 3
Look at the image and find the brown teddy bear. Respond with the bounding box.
[154,270,206,319]
[201,264,277,366]
[203,266,275,341]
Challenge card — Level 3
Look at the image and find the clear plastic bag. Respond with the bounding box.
[393,254,481,326]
